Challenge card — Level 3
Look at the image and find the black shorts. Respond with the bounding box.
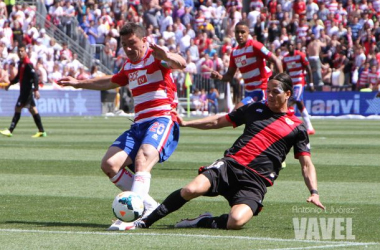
[200,158,267,216]
[16,93,36,108]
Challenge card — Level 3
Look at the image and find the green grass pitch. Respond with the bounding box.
[0,116,379,249]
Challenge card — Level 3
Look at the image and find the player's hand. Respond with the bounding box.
[57,76,80,88]
[376,92,380,98]
[149,43,169,61]
[309,83,315,92]
[34,90,40,100]
[211,71,222,80]
[173,110,187,127]
[307,194,325,210]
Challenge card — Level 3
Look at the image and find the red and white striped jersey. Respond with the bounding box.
[111,48,178,123]
[282,50,309,86]
[296,24,309,40]
[229,39,272,91]
[368,71,380,87]
[358,69,369,87]
[328,2,338,13]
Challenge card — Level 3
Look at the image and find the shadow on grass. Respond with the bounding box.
[5,221,108,229]
[4,221,177,230]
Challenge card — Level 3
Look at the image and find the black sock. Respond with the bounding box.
[144,189,188,227]
[197,214,229,229]
[32,114,44,132]
[9,112,21,133]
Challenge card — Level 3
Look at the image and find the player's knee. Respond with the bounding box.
[28,107,35,114]
[226,214,247,230]
[180,186,199,200]
[101,158,117,178]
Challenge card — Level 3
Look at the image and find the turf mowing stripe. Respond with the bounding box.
[265,243,377,250]
[0,229,378,247]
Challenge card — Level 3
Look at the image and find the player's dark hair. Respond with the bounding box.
[120,23,146,38]
[235,21,250,29]
[18,43,26,50]
[272,73,293,96]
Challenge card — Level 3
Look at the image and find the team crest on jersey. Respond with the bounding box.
[285,117,294,125]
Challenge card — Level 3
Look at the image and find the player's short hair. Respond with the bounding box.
[120,23,146,38]
[235,21,250,30]
[18,43,26,50]
[272,73,293,96]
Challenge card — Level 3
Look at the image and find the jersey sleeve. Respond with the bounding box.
[111,63,129,86]
[252,41,272,61]
[28,63,39,90]
[227,103,253,128]
[293,124,311,159]
[228,52,237,69]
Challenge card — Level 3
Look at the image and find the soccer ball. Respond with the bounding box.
[112,191,144,222]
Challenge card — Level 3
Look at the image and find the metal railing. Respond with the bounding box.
[23,0,113,74]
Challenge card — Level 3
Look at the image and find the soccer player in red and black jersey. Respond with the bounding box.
[211,21,283,110]
[126,73,324,230]
[1,44,46,138]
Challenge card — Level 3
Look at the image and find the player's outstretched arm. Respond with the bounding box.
[211,66,236,83]
[57,75,119,90]
[299,155,325,210]
[177,113,232,130]
[269,53,283,73]
[149,43,186,69]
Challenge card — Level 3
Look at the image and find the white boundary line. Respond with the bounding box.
[0,228,378,248]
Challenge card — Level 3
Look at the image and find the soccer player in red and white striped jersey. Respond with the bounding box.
[211,21,283,109]
[282,41,315,135]
[58,23,186,231]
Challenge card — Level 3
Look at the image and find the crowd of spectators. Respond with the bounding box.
[1,0,380,97]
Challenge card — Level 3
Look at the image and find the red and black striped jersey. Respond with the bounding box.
[225,102,310,186]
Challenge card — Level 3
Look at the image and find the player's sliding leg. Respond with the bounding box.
[175,203,255,229]
[130,173,212,229]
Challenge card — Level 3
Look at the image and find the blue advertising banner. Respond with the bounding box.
[303,92,380,116]
[0,90,102,116]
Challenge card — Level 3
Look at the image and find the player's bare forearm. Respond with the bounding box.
[211,68,235,82]
[165,52,186,69]
[150,43,186,69]
[58,75,118,90]
[299,155,325,209]
[272,56,283,73]
[299,155,318,192]
[178,114,231,130]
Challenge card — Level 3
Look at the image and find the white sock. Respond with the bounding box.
[110,168,134,191]
[131,171,151,199]
[301,108,313,130]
